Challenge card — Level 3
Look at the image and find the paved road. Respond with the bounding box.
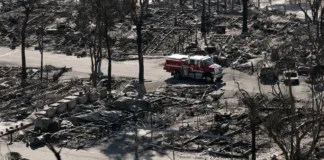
[0,47,311,100]
[0,47,170,81]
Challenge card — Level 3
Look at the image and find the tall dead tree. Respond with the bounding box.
[299,1,324,63]
[20,0,37,86]
[36,14,45,82]
[242,0,248,34]
[101,0,120,94]
[216,0,220,13]
[201,0,206,33]
[234,34,324,159]
[104,15,113,94]
[235,81,259,160]
[252,42,324,159]
[131,0,148,84]
[208,0,211,14]
[299,0,322,23]
[80,0,104,88]
[208,0,211,31]
[91,0,103,88]
[77,0,122,90]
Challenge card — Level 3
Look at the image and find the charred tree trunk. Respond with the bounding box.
[224,0,227,12]
[208,0,211,30]
[90,28,99,87]
[104,18,112,93]
[217,0,220,13]
[251,119,256,160]
[208,0,211,14]
[242,0,248,34]
[131,0,146,84]
[90,43,98,88]
[137,25,144,84]
[37,17,45,83]
[146,0,149,13]
[21,10,30,86]
[40,51,43,81]
[201,0,206,33]
[107,41,112,92]
[289,82,297,160]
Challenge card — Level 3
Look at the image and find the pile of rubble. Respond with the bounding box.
[0,0,302,64]
[0,66,318,159]
[0,64,135,147]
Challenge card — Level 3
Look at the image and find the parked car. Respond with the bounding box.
[259,66,278,83]
[298,66,311,76]
[283,70,299,85]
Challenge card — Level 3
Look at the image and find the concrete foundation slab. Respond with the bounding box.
[72,92,88,104]
[43,106,57,118]
[64,96,77,109]
[50,102,66,113]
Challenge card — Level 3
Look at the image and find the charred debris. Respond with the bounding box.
[1,0,324,159]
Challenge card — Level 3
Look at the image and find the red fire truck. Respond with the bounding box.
[164,54,224,82]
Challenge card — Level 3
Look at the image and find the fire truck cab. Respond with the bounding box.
[164,54,224,83]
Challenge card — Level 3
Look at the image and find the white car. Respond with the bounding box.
[283,71,299,85]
